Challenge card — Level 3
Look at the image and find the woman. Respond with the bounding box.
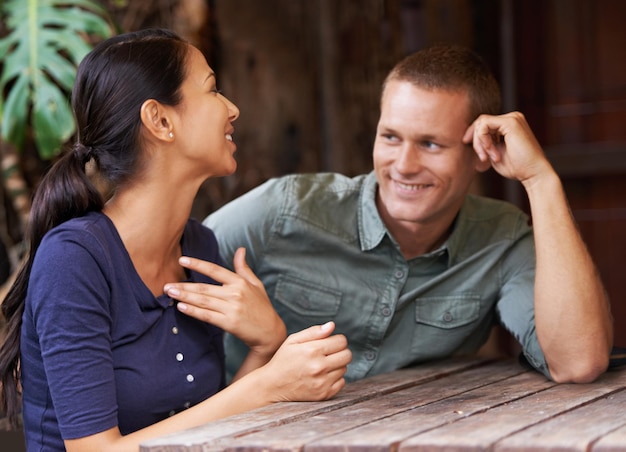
[0,29,351,451]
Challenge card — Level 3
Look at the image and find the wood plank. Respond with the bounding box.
[207,361,534,452]
[398,368,626,452]
[496,388,626,451]
[140,358,490,451]
[305,365,554,452]
[593,423,626,452]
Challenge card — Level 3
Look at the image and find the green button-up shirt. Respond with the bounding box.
[205,172,549,381]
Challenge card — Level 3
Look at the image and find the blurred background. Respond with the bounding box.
[0,0,625,444]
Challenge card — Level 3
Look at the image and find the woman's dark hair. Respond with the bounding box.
[0,28,189,428]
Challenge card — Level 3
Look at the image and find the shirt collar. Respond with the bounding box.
[358,172,387,251]
[357,171,470,265]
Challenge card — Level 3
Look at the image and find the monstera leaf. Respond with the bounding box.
[0,0,113,158]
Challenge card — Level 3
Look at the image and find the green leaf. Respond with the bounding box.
[38,47,80,91]
[1,74,30,150]
[32,75,75,158]
[0,0,114,157]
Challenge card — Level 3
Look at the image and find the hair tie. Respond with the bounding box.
[74,143,93,165]
[84,146,93,164]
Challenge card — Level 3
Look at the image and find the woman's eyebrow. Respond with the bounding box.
[203,72,215,85]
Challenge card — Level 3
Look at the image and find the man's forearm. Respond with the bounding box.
[524,170,613,383]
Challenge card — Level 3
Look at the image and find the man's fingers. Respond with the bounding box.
[462,122,475,144]
[469,114,511,162]
[465,120,491,162]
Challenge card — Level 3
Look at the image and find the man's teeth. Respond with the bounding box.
[397,181,427,190]
[225,134,233,141]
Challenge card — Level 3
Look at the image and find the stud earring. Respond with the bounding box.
[168,132,174,138]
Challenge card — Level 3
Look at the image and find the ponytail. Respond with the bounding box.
[29,143,104,249]
[0,144,103,428]
[1,27,189,431]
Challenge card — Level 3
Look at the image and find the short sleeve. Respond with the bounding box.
[27,228,118,439]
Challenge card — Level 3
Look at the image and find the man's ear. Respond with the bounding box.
[474,155,492,173]
[140,99,174,142]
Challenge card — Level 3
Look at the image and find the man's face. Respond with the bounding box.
[373,80,484,232]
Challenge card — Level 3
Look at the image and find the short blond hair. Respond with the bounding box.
[383,45,501,123]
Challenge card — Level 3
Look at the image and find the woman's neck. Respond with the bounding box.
[103,185,194,295]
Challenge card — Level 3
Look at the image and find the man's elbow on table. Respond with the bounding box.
[549,351,610,384]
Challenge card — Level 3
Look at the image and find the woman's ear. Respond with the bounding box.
[140,99,175,142]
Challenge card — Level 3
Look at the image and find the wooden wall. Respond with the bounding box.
[190,0,625,347]
[193,0,502,216]
[194,0,401,214]
[512,0,626,347]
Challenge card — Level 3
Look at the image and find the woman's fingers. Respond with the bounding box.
[173,296,226,324]
[265,326,352,402]
[232,247,264,288]
[164,252,286,354]
[284,321,335,344]
[175,248,262,288]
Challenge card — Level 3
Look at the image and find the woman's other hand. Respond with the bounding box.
[258,321,352,402]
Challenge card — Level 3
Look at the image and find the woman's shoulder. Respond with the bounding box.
[44,211,115,239]
[37,211,123,264]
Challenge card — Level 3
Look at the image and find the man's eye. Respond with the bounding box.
[422,141,441,151]
[382,133,399,142]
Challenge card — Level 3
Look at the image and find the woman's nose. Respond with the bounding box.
[221,95,240,122]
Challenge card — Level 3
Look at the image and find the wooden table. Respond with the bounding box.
[141,358,626,451]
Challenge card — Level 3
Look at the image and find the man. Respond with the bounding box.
[203,45,613,383]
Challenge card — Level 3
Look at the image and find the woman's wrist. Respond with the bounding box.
[249,320,287,359]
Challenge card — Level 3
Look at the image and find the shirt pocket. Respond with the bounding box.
[415,293,481,329]
[274,274,342,317]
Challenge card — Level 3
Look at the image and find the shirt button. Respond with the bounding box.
[169,410,176,417]
[381,306,392,317]
[169,300,175,307]
[394,270,404,279]
[176,353,184,362]
[365,351,376,361]
[186,374,195,383]
[184,401,191,409]
[172,326,179,335]
[443,311,453,322]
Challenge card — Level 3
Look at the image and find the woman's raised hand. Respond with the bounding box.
[164,248,353,401]
[164,247,286,357]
